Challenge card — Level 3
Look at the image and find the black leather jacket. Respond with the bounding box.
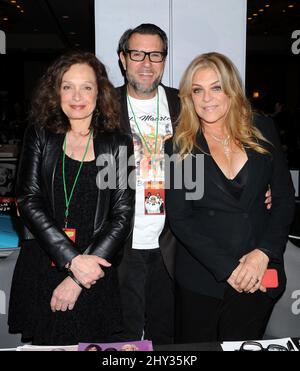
[16,125,135,269]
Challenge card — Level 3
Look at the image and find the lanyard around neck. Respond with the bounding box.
[62,129,93,228]
[127,90,160,156]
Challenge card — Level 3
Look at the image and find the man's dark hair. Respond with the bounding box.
[118,23,168,55]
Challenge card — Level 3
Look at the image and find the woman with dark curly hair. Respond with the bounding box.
[8,51,135,345]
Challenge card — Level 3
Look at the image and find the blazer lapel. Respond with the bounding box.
[118,85,132,134]
[195,132,238,202]
[239,146,266,209]
[162,84,180,131]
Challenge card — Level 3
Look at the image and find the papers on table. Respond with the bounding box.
[16,344,78,351]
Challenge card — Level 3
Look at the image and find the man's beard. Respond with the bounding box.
[126,73,161,95]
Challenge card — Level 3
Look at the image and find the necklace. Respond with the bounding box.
[210,133,231,157]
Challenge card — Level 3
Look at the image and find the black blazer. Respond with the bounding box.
[16,125,135,270]
[116,84,180,278]
[165,115,295,299]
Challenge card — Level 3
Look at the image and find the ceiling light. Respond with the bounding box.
[258,9,264,12]
[248,17,253,20]
[265,4,270,8]
[253,13,258,17]
[10,0,17,3]
[288,5,294,8]
[3,17,9,21]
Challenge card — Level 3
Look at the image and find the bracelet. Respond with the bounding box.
[67,270,85,289]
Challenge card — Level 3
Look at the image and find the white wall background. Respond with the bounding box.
[95,0,247,88]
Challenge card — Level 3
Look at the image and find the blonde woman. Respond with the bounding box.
[165,52,294,343]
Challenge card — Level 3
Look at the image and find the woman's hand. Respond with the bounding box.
[265,188,272,210]
[69,255,111,289]
[227,262,244,293]
[50,277,82,312]
[234,249,269,293]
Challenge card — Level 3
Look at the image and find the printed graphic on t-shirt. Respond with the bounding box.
[131,119,171,217]
[128,86,173,249]
[132,119,172,182]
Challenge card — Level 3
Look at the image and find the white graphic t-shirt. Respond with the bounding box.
[127,86,173,249]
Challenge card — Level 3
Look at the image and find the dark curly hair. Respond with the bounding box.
[29,51,120,134]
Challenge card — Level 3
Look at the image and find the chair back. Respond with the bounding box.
[0,250,24,348]
[264,240,300,338]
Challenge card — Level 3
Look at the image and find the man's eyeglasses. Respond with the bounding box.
[239,341,288,352]
[125,49,166,63]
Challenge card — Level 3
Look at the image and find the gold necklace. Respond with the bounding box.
[210,133,231,157]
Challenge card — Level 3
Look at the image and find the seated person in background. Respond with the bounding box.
[0,165,14,196]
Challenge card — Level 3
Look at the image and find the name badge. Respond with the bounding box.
[63,228,76,243]
[144,181,165,215]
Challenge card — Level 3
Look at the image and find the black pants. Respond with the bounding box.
[118,248,174,345]
[175,284,276,343]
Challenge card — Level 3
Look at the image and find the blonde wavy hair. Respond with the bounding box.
[174,52,269,158]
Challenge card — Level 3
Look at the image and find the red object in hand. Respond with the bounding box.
[261,269,278,288]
